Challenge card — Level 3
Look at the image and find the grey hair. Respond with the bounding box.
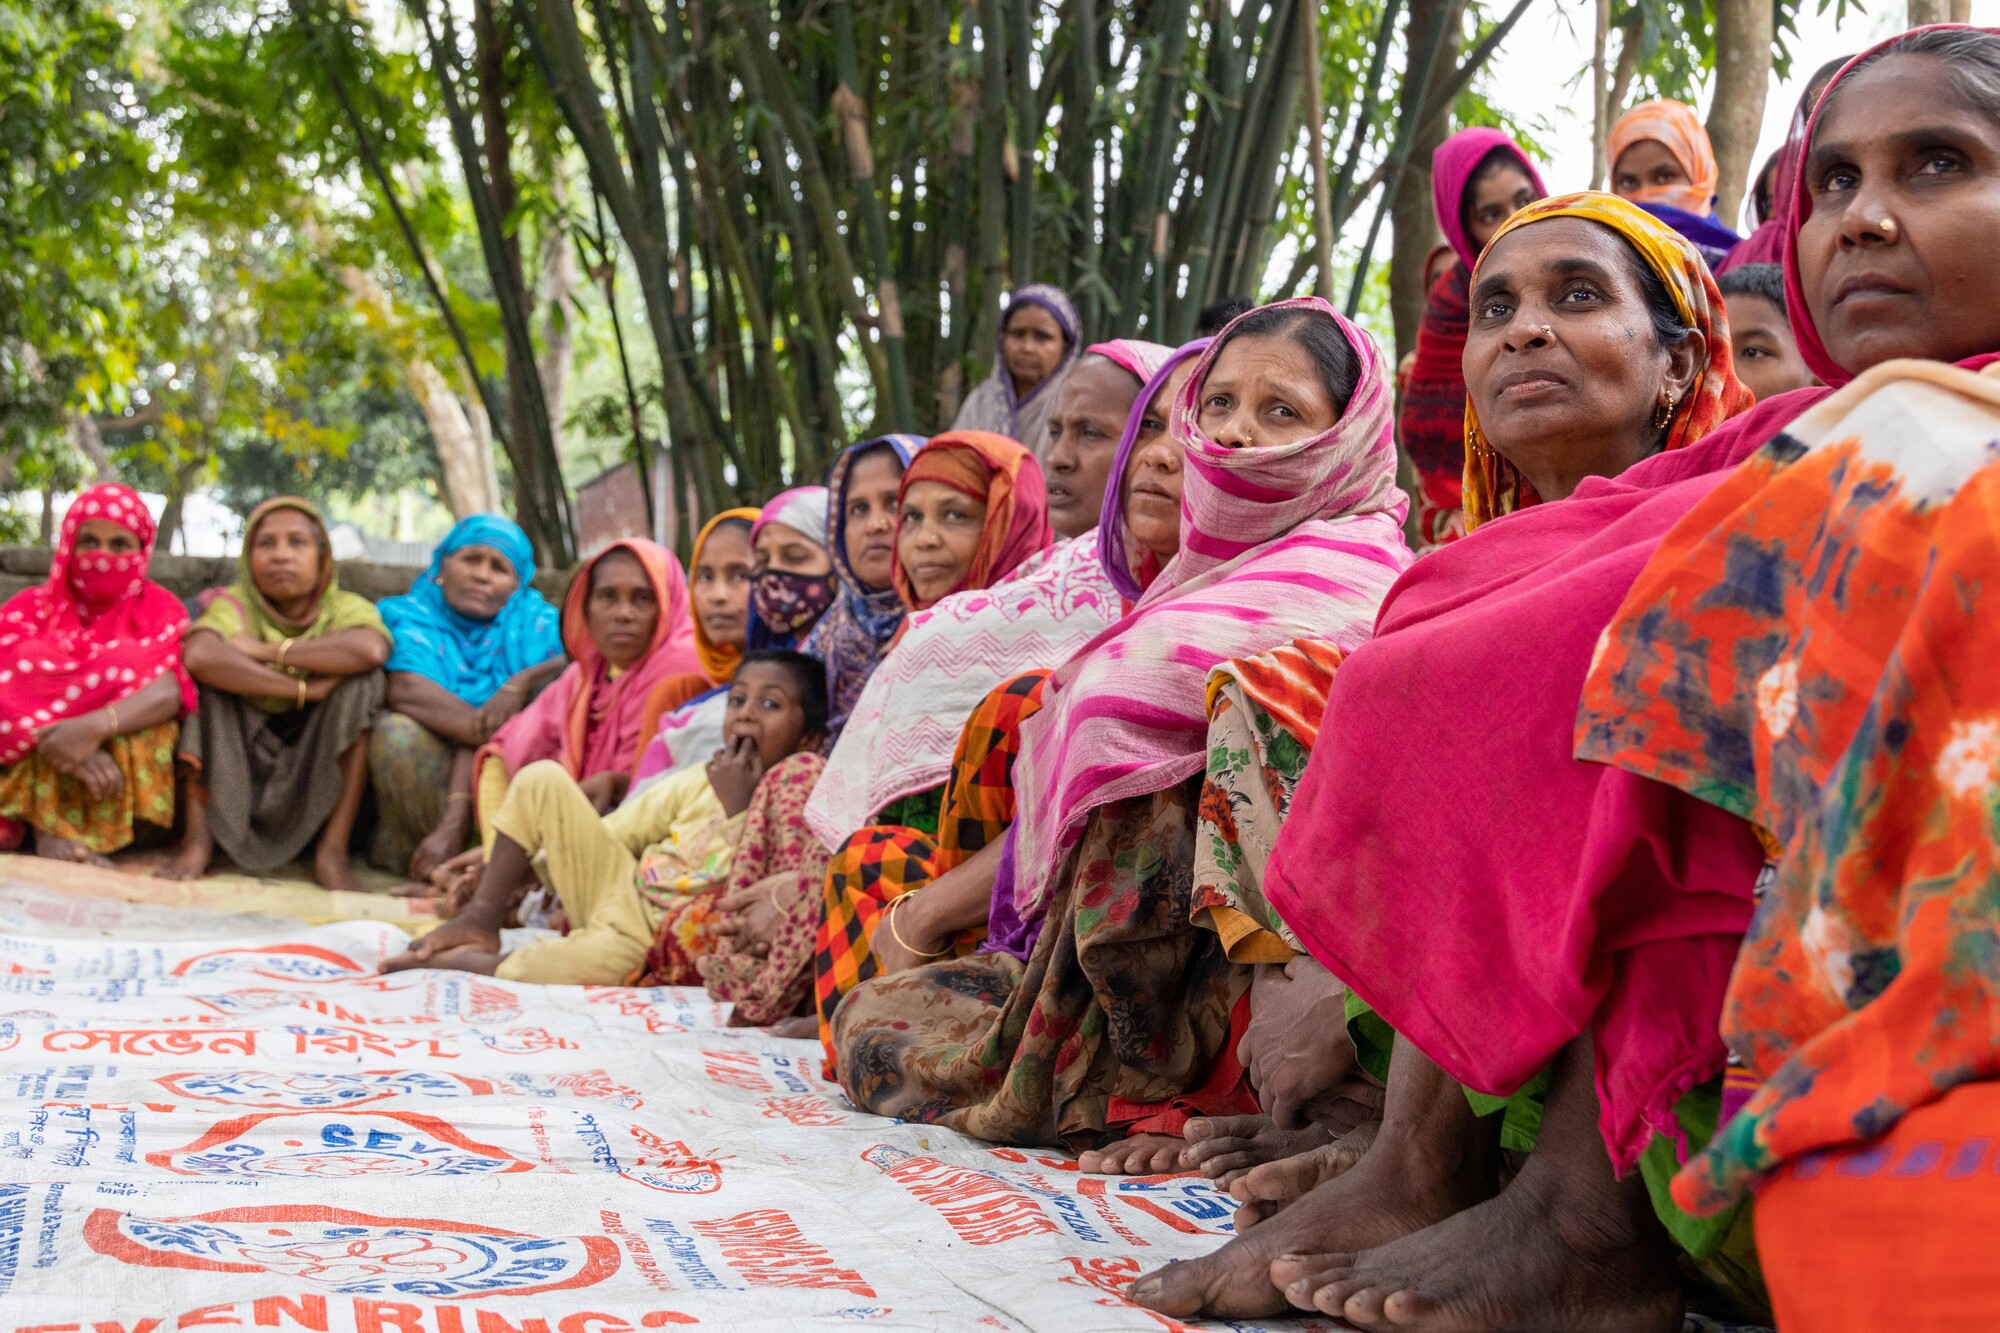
[1825,27,2000,125]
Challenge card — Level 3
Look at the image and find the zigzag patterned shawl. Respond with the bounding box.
[1011,297,1415,917]
[805,533,1120,849]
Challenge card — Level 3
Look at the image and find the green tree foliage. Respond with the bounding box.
[0,0,149,474]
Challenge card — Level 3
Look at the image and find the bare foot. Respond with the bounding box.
[1078,1133,1185,1176]
[1230,1121,1379,1229]
[1182,1113,1333,1191]
[314,842,367,895]
[30,829,113,868]
[1271,1148,1681,1331]
[767,1015,817,1040]
[154,835,213,881]
[1126,1118,1492,1319]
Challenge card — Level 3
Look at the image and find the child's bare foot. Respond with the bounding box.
[1079,1133,1188,1175]
[767,1015,818,1040]
[30,829,113,868]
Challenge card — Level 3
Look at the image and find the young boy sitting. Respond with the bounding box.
[1718,262,1817,403]
[384,650,827,984]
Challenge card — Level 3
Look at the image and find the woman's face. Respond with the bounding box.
[437,544,519,621]
[1043,355,1143,539]
[1798,53,2000,374]
[1612,139,1690,201]
[249,508,324,606]
[1002,304,1066,391]
[1465,218,1703,499]
[752,521,832,578]
[897,479,988,605]
[74,519,141,557]
[1465,161,1540,253]
[693,523,753,649]
[1196,331,1339,450]
[584,548,660,670]
[1121,361,1194,565]
[842,448,905,589]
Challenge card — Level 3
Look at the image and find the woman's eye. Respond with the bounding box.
[1271,404,1296,419]
[1204,394,1229,412]
[1562,286,1601,304]
[1480,300,1512,320]
[1917,152,1964,176]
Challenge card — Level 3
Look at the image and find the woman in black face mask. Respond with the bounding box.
[747,487,835,651]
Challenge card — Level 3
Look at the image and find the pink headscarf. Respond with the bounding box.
[0,484,195,767]
[488,538,700,781]
[1009,298,1415,916]
[1432,127,1548,269]
[1083,339,1175,386]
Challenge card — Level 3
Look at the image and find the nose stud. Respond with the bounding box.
[1879,217,1898,239]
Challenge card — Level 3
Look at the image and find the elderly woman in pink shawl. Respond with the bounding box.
[826,300,1413,1157]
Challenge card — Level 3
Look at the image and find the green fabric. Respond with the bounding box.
[876,785,944,838]
[1344,992,1546,1153]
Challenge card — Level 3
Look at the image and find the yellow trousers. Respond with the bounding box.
[490,761,661,986]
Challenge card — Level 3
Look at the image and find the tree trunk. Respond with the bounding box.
[1590,0,1611,188]
[1906,0,1953,23]
[65,414,115,481]
[333,262,502,517]
[1707,0,1774,228]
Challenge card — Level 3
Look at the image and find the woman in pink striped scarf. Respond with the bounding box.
[827,299,1413,1155]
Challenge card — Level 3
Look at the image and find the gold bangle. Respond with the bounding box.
[885,891,948,960]
[296,677,308,709]
[104,704,118,733]
[276,638,291,668]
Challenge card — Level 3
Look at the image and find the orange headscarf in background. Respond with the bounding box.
[1461,192,1753,528]
[892,431,1053,612]
[1608,99,1720,217]
[688,507,759,685]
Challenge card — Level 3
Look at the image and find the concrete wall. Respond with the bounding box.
[0,546,571,608]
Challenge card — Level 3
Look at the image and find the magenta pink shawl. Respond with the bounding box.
[1264,391,1823,1173]
[489,538,700,781]
[1010,298,1415,917]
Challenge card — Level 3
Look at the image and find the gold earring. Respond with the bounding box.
[1654,393,1677,429]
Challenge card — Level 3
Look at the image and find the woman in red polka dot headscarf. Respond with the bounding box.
[0,483,197,864]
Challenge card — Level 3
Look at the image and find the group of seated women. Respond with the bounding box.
[5,25,1998,1328]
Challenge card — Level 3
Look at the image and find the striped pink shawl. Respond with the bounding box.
[1010,297,1415,916]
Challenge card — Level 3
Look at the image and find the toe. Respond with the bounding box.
[1126,1261,1210,1318]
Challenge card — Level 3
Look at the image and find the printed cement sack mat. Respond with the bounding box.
[0,897,1770,1331]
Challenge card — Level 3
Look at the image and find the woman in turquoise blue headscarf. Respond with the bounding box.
[367,515,566,879]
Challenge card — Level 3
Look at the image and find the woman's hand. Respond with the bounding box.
[302,674,341,703]
[230,633,277,665]
[75,750,125,802]
[34,715,113,776]
[873,890,950,976]
[409,821,465,882]
[713,873,786,956]
[578,771,628,813]
[1240,955,1358,1130]
[476,685,526,741]
[705,735,764,817]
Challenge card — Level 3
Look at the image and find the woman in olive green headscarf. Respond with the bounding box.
[158,497,392,893]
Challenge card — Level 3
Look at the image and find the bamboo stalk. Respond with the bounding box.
[973,0,1009,373]
[1008,0,1036,285]
[1299,2,1336,301]
[1111,0,1197,324]
[1344,0,1454,316]
[829,0,919,431]
[936,14,980,425]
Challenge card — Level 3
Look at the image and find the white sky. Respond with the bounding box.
[1478,0,2000,225]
